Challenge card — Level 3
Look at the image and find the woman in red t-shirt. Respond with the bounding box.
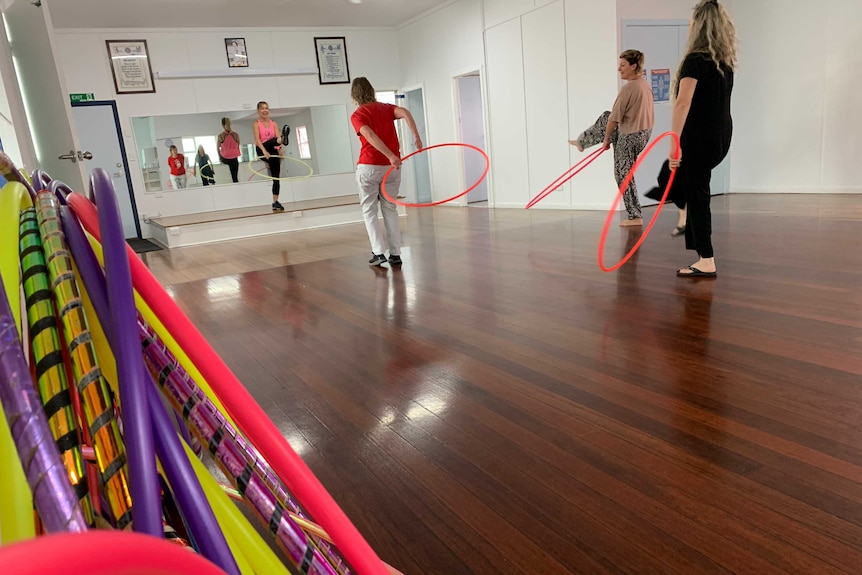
[167,145,187,189]
[350,77,422,266]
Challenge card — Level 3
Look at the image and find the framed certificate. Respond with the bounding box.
[106,40,155,94]
[314,37,350,85]
[225,37,249,68]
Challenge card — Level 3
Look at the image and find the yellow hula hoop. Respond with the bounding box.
[246,155,314,182]
[197,162,216,183]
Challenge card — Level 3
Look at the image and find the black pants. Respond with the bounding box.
[646,160,715,258]
[222,157,239,183]
[256,138,281,197]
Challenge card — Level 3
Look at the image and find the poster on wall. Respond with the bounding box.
[106,40,156,94]
[225,38,248,68]
[651,69,671,102]
[314,37,350,85]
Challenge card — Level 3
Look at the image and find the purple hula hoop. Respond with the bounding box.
[0,276,88,534]
[59,203,239,573]
[48,180,74,206]
[88,169,161,537]
[31,169,51,190]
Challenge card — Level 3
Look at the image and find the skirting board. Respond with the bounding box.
[730,188,862,194]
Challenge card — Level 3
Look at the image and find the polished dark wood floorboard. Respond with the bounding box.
[145,195,862,575]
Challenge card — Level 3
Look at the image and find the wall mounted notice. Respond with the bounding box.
[651,69,671,102]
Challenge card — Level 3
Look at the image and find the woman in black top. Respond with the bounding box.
[194,145,215,186]
[648,0,736,277]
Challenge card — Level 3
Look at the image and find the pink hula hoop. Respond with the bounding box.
[380,143,489,207]
[526,147,606,209]
[0,531,230,575]
[597,131,681,272]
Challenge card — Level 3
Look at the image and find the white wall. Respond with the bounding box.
[53,26,400,229]
[616,0,695,21]
[729,0,861,193]
[398,0,619,210]
[480,0,619,208]
[397,0,485,205]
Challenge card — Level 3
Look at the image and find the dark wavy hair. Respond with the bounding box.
[351,77,376,106]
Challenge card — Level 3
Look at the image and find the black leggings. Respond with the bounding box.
[222,157,239,183]
[256,138,281,196]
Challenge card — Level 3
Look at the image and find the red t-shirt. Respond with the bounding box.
[351,102,400,166]
[168,153,186,176]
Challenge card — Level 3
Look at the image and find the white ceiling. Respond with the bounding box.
[45,0,452,29]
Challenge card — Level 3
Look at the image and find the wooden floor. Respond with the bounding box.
[143,195,862,575]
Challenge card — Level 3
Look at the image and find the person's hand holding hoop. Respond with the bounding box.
[669,145,682,169]
[388,153,402,170]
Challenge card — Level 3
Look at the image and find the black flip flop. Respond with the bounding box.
[671,225,685,237]
[677,266,716,278]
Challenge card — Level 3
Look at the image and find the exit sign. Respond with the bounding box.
[69,93,95,103]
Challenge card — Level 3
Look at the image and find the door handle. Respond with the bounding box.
[78,151,93,161]
[58,150,77,163]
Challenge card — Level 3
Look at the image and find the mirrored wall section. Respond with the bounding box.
[131,105,355,193]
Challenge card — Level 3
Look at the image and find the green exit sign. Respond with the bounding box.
[69,93,95,103]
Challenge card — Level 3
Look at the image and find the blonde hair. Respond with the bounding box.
[221,117,232,132]
[351,77,376,106]
[619,49,645,74]
[673,0,738,96]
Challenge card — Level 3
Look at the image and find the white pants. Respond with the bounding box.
[356,164,402,256]
[170,174,187,189]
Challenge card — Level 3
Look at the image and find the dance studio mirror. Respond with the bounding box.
[131,104,354,194]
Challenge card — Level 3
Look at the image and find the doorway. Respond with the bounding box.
[4,1,87,190]
[455,72,488,205]
[71,101,141,238]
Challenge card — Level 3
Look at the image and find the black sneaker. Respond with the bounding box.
[388,255,402,265]
[368,253,387,266]
[272,201,285,212]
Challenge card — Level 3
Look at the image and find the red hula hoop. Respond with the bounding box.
[526,146,606,209]
[598,130,681,272]
[380,143,489,207]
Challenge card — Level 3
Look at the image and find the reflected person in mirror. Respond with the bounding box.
[217,117,241,183]
[350,77,422,267]
[253,101,284,211]
[194,145,215,186]
[167,145,188,189]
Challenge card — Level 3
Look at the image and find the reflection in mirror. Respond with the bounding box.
[131,105,355,192]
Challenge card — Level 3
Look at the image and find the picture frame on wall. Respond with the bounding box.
[225,37,249,68]
[106,39,155,94]
[314,37,350,85]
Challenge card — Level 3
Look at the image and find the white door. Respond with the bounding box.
[403,88,432,204]
[72,103,140,238]
[622,20,729,201]
[457,75,488,204]
[4,1,87,191]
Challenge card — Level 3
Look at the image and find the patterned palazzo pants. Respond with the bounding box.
[577,111,651,219]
